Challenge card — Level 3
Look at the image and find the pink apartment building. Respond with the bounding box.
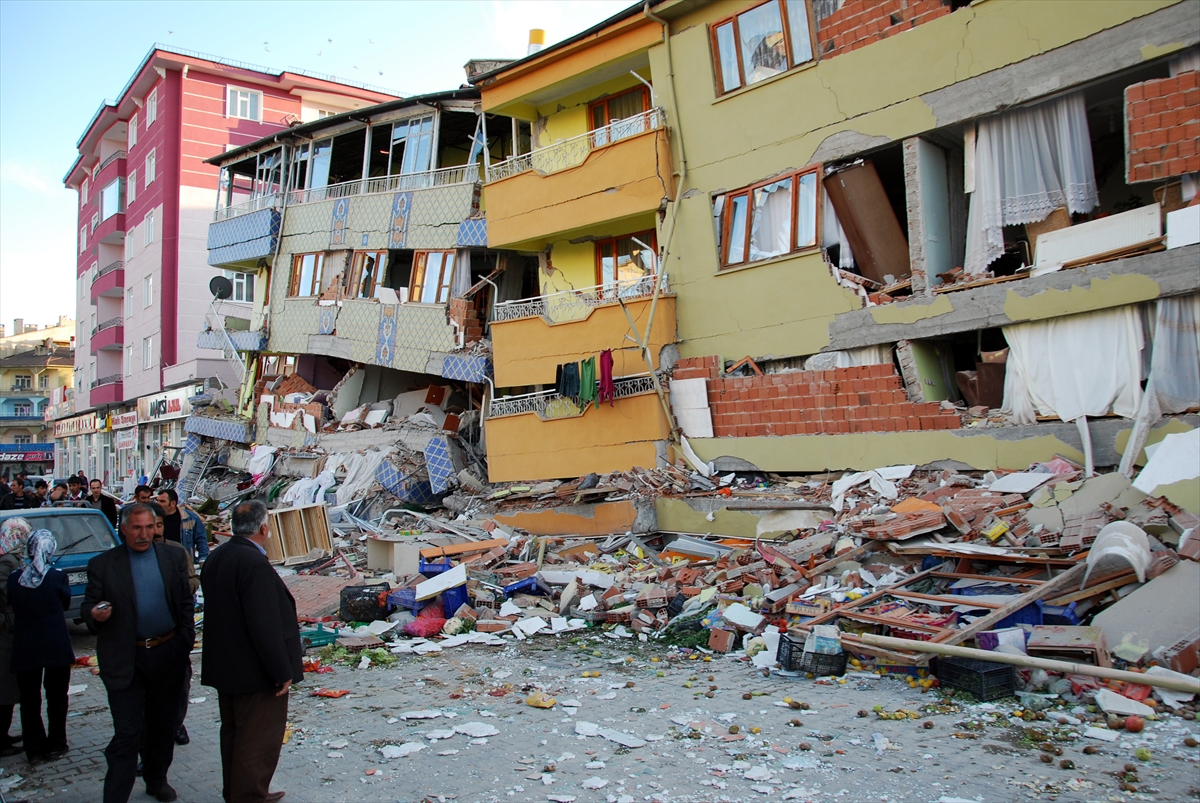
[60,46,396,485]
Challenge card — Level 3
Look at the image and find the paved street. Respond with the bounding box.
[1,626,1197,803]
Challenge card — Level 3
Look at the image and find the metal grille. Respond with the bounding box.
[99,150,127,171]
[486,108,664,183]
[92,317,123,335]
[493,273,670,323]
[92,374,122,388]
[95,260,124,280]
[487,373,659,419]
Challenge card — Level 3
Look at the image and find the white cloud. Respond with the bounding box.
[0,161,57,195]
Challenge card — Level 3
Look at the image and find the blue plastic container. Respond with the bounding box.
[991,600,1044,630]
[1041,601,1081,626]
[441,584,470,615]
[420,558,452,576]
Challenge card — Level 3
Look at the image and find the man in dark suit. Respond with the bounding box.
[86,479,120,529]
[201,500,301,803]
[82,504,194,803]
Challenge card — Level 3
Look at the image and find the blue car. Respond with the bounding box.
[0,507,121,620]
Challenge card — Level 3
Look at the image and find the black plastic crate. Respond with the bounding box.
[776,633,849,676]
[340,583,390,623]
[934,656,1015,701]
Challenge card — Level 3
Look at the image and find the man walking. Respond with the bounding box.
[156,490,209,564]
[82,504,194,803]
[201,500,300,803]
[86,479,120,528]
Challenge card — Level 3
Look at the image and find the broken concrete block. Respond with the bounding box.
[709,628,736,653]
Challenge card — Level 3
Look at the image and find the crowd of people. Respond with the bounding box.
[0,495,302,803]
[0,471,122,528]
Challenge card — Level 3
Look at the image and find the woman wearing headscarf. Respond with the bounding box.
[8,529,74,763]
[0,517,31,756]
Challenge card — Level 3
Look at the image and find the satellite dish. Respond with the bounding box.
[209,276,234,300]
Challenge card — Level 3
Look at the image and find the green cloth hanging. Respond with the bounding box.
[579,356,598,405]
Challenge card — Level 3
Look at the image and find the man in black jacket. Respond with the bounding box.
[86,479,120,529]
[82,504,194,803]
[201,500,301,803]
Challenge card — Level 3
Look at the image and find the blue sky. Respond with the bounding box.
[0,0,627,330]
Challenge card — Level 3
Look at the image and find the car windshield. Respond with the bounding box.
[26,515,119,557]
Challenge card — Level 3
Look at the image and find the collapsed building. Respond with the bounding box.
[182,0,1199,539]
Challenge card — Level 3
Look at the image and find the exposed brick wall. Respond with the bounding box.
[815,0,952,58]
[1125,71,1200,183]
[675,360,960,437]
[448,298,484,344]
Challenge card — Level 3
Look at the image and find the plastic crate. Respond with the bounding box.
[420,558,452,576]
[502,577,540,597]
[776,634,849,676]
[1042,601,1081,626]
[340,583,390,623]
[441,584,469,616]
[387,584,429,612]
[300,623,339,650]
[934,656,1015,701]
[992,600,1043,630]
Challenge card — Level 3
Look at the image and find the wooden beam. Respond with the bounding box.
[1046,572,1138,606]
[941,563,1087,647]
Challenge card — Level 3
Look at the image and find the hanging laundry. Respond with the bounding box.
[558,361,580,400]
[579,356,597,405]
[598,349,615,405]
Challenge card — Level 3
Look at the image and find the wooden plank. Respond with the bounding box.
[419,537,509,560]
[275,509,307,559]
[1045,572,1138,606]
[265,518,285,563]
[303,505,333,552]
[930,571,1042,587]
[890,590,1004,609]
[941,563,1087,647]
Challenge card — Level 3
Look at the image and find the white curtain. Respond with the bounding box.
[822,190,855,269]
[451,249,472,298]
[965,92,1099,275]
[1000,305,1143,425]
[749,179,792,261]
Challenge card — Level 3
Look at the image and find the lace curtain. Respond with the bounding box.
[964,91,1099,275]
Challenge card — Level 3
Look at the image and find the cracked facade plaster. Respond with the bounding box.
[650,0,1191,365]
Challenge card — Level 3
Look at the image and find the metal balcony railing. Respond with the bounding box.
[0,415,42,423]
[486,107,665,183]
[492,272,669,323]
[91,374,122,389]
[487,373,659,419]
[287,164,478,206]
[94,260,124,282]
[99,150,127,171]
[91,317,123,336]
[213,193,282,222]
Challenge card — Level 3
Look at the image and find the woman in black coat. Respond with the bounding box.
[8,529,75,763]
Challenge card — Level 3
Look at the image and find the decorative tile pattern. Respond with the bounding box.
[184,414,254,443]
[389,192,413,248]
[206,208,281,267]
[330,198,350,246]
[456,216,488,247]
[377,304,399,366]
[441,354,492,383]
[375,459,443,506]
[318,306,337,336]
[423,435,465,494]
[182,433,202,455]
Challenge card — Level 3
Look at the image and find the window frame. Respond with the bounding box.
[593,230,658,289]
[143,275,153,308]
[714,166,822,270]
[13,435,32,446]
[91,212,99,233]
[408,250,457,305]
[13,375,32,390]
[349,250,388,300]
[710,0,816,96]
[145,87,157,126]
[128,114,138,149]
[142,336,153,370]
[125,344,133,376]
[145,149,156,185]
[226,86,264,122]
[79,226,87,254]
[80,178,89,208]
[223,270,254,303]
[127,169,137,203]
[587,86,651,143]
[100,178,123,221]
[288,252,326,298]
[144,210,156,246]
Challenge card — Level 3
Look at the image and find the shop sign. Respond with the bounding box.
[111,411,139,430]
[0,451,53,462]
[115,428,138,450]
[137,386,201,424]
[53,412,97,439]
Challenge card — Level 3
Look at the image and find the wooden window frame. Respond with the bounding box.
[349,250,388,300]
[716,166,822,270]
[711,0,816,96]
[288,252,325,298]
[593,230,658,287]
[408,250,456,305]
[587,86,651,133]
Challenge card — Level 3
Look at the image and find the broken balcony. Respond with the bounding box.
[490,273,675,388]
[483,108,674,249]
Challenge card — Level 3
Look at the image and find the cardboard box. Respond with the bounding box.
[708,628,736,653]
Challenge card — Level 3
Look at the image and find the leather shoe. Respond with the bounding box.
[135,760,143,776]
[266,793,286,803]
[174,725,189,746]
[146,783,178,802]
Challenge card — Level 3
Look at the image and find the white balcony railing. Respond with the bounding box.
[486,107,665,183]
[213,193,283,222]
[286,164,479,206]
[487,373,659,419]
[492,272,669,324]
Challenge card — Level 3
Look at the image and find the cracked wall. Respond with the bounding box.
[652,0,1189,365]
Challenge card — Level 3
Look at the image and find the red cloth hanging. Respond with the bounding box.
[598,349,615,405]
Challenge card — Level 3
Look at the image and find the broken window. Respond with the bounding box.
[309,139,332,191]
[712,0,814,95]
[390,114,435,176]
[256,147,283,198]
[327,129,367,187]
[589,86,651,146]
[714,167,819,268]
[350,251,387,300]
[289,252,325,298]
[409,250,456,304]
[595,231,657,293]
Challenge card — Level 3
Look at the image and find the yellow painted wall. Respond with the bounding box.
[484,129,673,249]
[492,296,676,387]
[544,240,595,295]
[649,0,1180,364]
[485,391,669,482]
[493,500,641,536]
[534,71,654,147]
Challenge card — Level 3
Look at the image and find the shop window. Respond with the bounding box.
[712,0,814,95]
[409,251,456,304]
[713,167,819,268]
[589,87,651,146]
[595,231,657,292]
[288,253,325,297]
